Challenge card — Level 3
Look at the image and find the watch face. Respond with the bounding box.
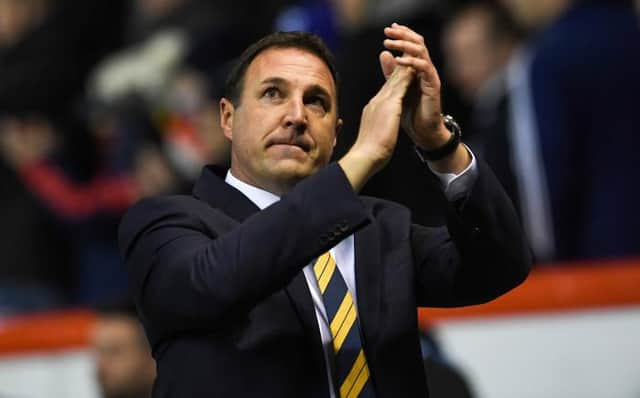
[442,114,461,137]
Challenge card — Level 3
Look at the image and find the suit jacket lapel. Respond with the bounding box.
[285,272,327,375]
[192,165,325,370]
[192,165,260,221]
[354,218,383,349]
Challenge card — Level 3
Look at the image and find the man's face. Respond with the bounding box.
[92,316,155,398]
[443,10,498,100]
[220,47,342,194]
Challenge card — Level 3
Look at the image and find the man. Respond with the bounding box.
[440,1,553,261]
[442,1,520,103]
[93,298,156,398]
[119,24,530,397]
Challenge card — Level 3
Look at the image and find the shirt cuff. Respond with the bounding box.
[427,145,478,201]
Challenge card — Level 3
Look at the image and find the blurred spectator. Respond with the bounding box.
[527,0,640,260]
[93,298,156,398]
[0,117,72,315]
[0,0,78,314]
[440,1,552,259]
[442,1,521,106]
[0,0,131,311]
[0,114,179,305]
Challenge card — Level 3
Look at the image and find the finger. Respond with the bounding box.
[384,24,434,63]
[387,63,413,82]
[383,39,428,59]
[396,56,439,81]
[379,50,396,80]
[382,64,415,94]
[384,23,425,45]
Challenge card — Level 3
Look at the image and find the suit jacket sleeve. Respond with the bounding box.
[118,163,369,338]
[411,158,532,307]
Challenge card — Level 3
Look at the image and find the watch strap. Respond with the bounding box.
[414,114,462,162]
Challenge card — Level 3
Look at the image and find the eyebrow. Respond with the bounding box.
[259,77,289,87]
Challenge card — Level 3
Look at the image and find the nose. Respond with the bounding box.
[283,98,307,134]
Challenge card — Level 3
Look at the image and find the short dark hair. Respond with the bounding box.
[223,31,339,106]
[451,0,525,43]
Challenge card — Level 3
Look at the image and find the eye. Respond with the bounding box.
[263,86,280,99]
[307,96,328,111]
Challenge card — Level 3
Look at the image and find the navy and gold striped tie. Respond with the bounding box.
[314,252,375,398]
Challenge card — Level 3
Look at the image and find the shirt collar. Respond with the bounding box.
[225,170,280,210]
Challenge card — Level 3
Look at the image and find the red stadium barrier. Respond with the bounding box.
[0,310,95,356]
[1,258,639,356]
[419,257,640,328]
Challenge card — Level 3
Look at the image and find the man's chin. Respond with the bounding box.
[266,159,323,185]
[271,162,315,179]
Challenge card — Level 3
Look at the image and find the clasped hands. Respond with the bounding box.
[339,23,470,191]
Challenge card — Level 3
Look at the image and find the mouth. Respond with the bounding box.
[266,137,312,153]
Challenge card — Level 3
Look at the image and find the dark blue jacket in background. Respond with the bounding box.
[530,0,640,260]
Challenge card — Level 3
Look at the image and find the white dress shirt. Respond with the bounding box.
[225,153,477,397]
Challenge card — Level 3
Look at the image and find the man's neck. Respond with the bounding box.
[227,164,296,196]
[225,170,280,210]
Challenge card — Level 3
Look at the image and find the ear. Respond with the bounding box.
[333,118,343,148]
[220,97,235,140]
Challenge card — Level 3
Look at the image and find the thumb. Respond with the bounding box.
[379,51,396,80]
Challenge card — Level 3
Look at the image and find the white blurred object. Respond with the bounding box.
[434,307,640,398]
[0,349,100,398]
[88,29,188,104]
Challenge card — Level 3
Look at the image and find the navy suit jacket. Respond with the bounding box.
[119,161,530,397]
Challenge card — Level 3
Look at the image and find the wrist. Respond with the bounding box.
[414,114,461,162]
[338,149,381,192]
[427,143,470,174]
[414,121,451,151]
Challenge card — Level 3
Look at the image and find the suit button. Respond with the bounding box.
[471,227,481,236]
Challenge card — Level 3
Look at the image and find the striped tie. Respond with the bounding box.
[313,252,375,398]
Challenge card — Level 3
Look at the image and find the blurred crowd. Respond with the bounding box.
[1,0,639,319]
